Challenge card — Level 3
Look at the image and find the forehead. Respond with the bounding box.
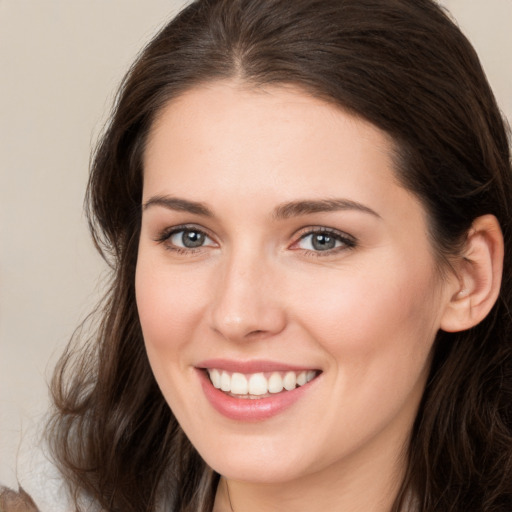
[147,81,396,155]
[143,81,402,207]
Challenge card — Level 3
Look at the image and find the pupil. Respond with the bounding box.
[183,230,205,248]
[312,234,335,251]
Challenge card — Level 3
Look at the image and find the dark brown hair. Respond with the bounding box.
[47,1,512,511]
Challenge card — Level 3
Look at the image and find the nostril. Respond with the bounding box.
[247,329,265,337]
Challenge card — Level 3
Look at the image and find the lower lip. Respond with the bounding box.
[197,369,318,422]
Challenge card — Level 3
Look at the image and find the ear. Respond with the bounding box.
[440,214,504,333]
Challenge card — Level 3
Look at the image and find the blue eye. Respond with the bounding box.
[170,229,208,248]
[295,229,355,253]
[159,227,216,251]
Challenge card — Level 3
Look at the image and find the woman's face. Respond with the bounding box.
[136,81,456,484]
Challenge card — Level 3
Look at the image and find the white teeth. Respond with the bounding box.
[283,371,297,391]
[231,373,248,394]
[207,369,318,396]
[248,373,267,395]
[210,368,221,389]
[220,371,231,392]
[268,372,284,393]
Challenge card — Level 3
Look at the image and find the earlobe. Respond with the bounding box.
[440,214,504,333]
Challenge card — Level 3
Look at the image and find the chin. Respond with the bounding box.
[189,427,324,484]
[208,456,308,484]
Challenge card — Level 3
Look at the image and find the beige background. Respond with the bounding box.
[1,0,511,489]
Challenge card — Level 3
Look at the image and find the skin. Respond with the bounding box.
[135,81,460,512]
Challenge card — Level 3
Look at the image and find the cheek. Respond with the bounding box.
[285,259,441,457]
[334,244,434,317]
[291,254,441,385]
[135,255,210,365]
[135,255,215,420]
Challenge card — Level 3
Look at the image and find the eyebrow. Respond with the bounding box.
[273,198,380,220]
[142,195,380,219]
[143,196,213,216]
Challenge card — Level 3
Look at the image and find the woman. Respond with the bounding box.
[5,0,512,510]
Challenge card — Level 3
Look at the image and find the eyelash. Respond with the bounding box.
[155,225,215,254]
[292,227,356,257]
[154,225,356,256]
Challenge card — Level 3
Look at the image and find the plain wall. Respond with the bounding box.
[1,0,511,489]
[0,0,191,489]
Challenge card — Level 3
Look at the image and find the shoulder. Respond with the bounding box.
[0,486,40,512]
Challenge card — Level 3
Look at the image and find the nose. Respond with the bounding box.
[209,250,287,342]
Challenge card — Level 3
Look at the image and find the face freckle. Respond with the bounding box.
[135,80,456,488]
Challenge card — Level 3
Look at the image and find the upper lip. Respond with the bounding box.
[196,358,319,374]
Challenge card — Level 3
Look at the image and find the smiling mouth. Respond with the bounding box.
[206,369,320,399]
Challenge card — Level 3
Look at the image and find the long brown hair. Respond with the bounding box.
[47,1,512,511]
